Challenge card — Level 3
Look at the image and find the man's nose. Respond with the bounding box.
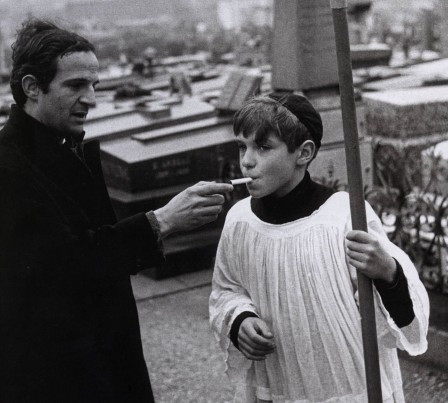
[79,86,96,107]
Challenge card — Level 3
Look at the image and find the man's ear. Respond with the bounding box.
[296,140,316,166]
[22,75,40,101]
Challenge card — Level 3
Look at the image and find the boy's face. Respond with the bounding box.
[235,131,303,199]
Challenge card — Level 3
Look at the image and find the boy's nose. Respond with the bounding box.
[241,151,256,168]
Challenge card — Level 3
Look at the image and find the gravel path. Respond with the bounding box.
[138,285,448,403]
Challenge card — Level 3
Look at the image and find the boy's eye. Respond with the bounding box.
[237,144,246,152]
[257,144,270,151]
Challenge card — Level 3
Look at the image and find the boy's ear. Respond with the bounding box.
[22,75,40,101]
[296,140,316,166]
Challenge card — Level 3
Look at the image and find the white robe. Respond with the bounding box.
[209,192,429,403]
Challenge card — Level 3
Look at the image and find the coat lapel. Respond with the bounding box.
[1,106,116,227]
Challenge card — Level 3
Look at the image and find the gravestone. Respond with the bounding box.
[271,0,372,190]
[271,0,339,91]
[215,70,262,112]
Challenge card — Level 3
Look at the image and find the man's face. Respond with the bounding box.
[35,51,99,136]
[236,131,302,199]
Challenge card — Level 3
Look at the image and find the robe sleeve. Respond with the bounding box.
[209,223,258,380]
[346,200,429,356]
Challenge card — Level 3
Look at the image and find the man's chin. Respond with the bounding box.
[67,125,84,137]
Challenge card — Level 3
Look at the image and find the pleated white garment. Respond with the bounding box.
[209,192,429,403]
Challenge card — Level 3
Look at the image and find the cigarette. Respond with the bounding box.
[230,177,252,185]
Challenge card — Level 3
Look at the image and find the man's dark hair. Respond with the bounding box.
[10,18,95,108]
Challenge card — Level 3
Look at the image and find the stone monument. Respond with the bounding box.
[437,1,448,58]
[271,0,372,189]
[272,0,339,92]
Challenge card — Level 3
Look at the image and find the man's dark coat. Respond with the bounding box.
[0,106,163,402]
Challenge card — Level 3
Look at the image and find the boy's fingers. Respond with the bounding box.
[346,240,369,254]
[239,331,276,349]
[238,339,274,355]
[346,230,372,243]
[242,331,274,348]
[254,321,274,339]
[242,325,275,349]
[239,338,275,361]
[242,352,268,361]
[347,250,368,263]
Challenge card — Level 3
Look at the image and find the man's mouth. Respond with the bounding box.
[72,111,88,120]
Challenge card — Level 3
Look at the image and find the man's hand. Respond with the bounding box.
[153,181,233,238]
[238,317,276,361]
[346,230,397,284]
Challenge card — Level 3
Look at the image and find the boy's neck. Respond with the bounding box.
[271,169,307,200]
[250,171,335,224]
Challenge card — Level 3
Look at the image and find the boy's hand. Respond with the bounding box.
[238,317,276,361]
[346,230,397,284]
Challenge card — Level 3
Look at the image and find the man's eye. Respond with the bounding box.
[69,83,83,89]
[238,144,246,151]
[258,144,270,151]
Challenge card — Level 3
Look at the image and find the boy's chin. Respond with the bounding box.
[248,190,266,199]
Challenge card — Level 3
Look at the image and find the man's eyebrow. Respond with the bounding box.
[64,78,100,85]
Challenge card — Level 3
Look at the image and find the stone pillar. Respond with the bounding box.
[421,8,434,52]
[270,0,372,190]
[0,28,5,75]
[271,0,339,92]
[438,1,448,57]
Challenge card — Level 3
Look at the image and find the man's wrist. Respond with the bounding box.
[144,211,166,260]
[152,207,172,238]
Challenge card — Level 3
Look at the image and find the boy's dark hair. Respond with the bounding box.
[233,93,323,158]
[10,18,95,108]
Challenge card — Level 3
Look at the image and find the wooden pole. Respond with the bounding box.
[329,1,383,401]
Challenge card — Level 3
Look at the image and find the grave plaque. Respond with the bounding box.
[215,71,262,112]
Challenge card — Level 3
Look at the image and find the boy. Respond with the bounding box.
[209,93,429,402]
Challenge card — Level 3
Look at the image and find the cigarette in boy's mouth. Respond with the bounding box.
[230,177,253,185]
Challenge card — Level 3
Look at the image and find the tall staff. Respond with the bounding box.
[330,1,382,401]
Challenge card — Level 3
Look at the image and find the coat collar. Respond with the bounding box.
[1,105,116,227]
[5,104,85,146]
[2,104,93,174]
[1,105,97,199]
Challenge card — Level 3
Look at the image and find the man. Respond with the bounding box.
[0,19,233,402]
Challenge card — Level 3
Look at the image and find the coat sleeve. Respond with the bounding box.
[0,169,164,286]
[209,223,258,380]
[346,200,429,356]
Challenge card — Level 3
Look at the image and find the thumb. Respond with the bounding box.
[255,320,274,339]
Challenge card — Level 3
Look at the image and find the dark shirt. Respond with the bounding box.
[230,171,415,349]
